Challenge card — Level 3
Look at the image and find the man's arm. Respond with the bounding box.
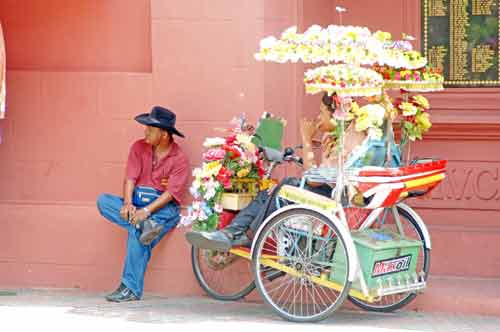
[120,179,136,221]
[131,190,173,224]
[122,141,141,221]
[300,118,319,169]
[123,179,135,205]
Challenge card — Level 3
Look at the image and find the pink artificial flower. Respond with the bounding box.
[203,148,226,161]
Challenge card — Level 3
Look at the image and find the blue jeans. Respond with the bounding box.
[96,192,180,298]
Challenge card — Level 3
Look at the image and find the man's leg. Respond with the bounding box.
[96,193,133,229]
[121,202,180,299]
[223,191,269,233]
[185,191,269,250]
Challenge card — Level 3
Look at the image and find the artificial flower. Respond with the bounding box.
[412,95,429,109]
[353,103,385,139]
[216,167,232,189]
[236,168,250,178]
[236,134,253,148]
[415,112,432,131]
[203,148,226,161]
[203,137,226,148]
[202,161,222,178]
[222,144,242,159]
[399,102,418,116]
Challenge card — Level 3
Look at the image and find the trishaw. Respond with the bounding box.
[187,24,446,322]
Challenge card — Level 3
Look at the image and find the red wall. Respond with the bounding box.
[0,0,499,314]
[1,0,151,72]
[0,0,303,296]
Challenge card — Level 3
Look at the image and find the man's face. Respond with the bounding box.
[144,125,164,145]
[317,104,335,132]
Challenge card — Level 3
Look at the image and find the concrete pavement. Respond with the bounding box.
[0,289,498,332]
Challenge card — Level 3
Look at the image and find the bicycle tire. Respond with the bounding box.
[191,245,255,301]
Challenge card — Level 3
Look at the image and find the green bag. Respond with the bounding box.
[251,117,284,151]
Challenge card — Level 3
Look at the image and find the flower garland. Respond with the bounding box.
[373,64,444,92]
[304,64,383,97]
[255,25,380,65]
[180,117,266,231]
[255,25,427,69]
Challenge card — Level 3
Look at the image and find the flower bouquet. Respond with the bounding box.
[181,116,267,231]
[394,94,432,142]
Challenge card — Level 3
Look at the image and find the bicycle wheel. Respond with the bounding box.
[252,208,351,322]
[349,205,430,312]
[191,246,255,301]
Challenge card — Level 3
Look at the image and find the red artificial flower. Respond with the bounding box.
[225,134,237,145]
[222,144,241,159]
[256,159,266,178]
[405,115,416,123]
[216,167,233,189]
[393,97,403,108]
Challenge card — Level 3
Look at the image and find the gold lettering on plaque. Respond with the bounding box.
[430,0,448,16]
[472,0,494,15]
[449,0,469,81]
[429,45,448,72]
[472,44,495,72]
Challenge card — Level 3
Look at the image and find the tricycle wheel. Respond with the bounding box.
[191,246,255,301]
[252,208,351,322]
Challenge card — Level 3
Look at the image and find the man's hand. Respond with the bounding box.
[160,177,169,188]
[120,203,136,221]
[300,118,318,142]
[131,208,150,225]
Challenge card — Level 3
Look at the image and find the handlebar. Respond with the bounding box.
[259,145,303,179]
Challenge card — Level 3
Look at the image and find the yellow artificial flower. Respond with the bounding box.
[236,168,250,178]
[355,112,370,131]
[412,95,429,109]
[373,30,392,42]
[202,161,222,178]
[400,102,418,116]
[415,112,432,132]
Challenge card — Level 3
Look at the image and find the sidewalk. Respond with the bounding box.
[0,289,498,332]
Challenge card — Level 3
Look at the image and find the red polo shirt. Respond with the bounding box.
[125,139,190,204]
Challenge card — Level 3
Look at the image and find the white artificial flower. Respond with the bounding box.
[214,204,223,213]
[260,36,277,49]
[203,137,226,148]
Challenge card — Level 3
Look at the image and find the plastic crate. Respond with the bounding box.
[330,229,422,294]
[221,193,255,211]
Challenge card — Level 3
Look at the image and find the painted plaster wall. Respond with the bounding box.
[0,0,302,296]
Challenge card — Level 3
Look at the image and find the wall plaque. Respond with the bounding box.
[422,0,500,86]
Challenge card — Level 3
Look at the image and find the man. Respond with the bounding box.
[97,106,189,302]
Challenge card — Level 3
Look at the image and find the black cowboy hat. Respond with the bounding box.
[134,106,185,138]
